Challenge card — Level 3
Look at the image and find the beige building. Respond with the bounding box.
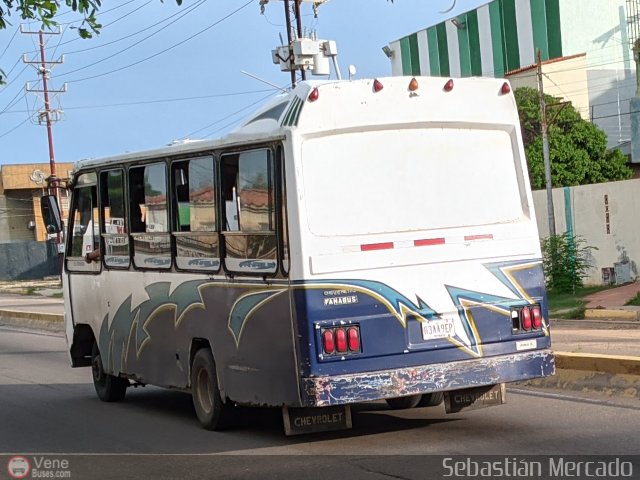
[506,53,590,120]
[0,163,73,243]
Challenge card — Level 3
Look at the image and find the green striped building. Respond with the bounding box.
[386,0,633,149]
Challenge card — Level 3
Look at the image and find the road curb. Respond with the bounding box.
[584,308,640,321]
[521,351,640,399]
[554,352,640,375]
[0,309,63,332]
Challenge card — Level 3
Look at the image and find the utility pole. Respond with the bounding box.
[21,26,67,248]
[21,27,66,192]
[282,0,296,87]
[536,49,556,237]
[292,0,306,82]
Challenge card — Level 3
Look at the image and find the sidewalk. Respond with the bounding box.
[582,281,640,321]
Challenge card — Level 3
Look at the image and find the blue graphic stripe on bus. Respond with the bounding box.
[101,280,208,374]
[228,289,287,346]
[445,286,525,357]
[292,279,438,327]
[484,260,544,300]
[99,259,545,372]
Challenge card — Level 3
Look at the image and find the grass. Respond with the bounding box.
[547,285,612,319]
[625,292,640,306]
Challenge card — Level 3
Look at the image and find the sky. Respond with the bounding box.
[0,0,490,166]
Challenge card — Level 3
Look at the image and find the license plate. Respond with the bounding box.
[282,405,352,436]
[444,384,506,414]
[421,316,456,341]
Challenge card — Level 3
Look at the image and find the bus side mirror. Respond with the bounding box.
[40,195,62,234]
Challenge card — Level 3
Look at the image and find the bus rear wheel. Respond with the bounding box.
[417,392,444,407]
[91,344,128,402]
[385,394,422,410]
[190,348,232,430]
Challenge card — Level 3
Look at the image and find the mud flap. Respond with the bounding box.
[282,405,352,436]
[444,383,506,414]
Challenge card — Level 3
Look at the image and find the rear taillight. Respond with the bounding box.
[322,329,335,354]
[335,328,348,353]
[521,307,532,331]
[532,305,543,329]
[347,327,360,352]
[320,325,361,357]
[511,305,544,333]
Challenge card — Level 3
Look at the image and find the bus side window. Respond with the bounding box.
[100,169,130,268]
[129,163,172,270]
[66,172,100,273]
[221,149,277,275]
[171,157,220,272]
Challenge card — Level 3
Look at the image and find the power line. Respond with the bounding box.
[0,90,26,115]
[2,89,274,114]
[0,27,19,61]
[66,0,255,85]
[58,0,207,77]
[63,0,205,56]
[181,90,283,140]
[52,0,142,20]
[0,117,29,139]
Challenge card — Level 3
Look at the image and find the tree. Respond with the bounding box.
[514,86,632,189]
[0,0,181,84]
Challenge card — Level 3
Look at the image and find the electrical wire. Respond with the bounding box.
[66,0,255,85]
[57,0,207,77]
[59,0,206,55]
[0,117,29,139]
[181,90,283,140]
[0,27,19,61]
[2,88,274,114]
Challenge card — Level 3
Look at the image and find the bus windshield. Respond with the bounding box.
[301,127,526,236]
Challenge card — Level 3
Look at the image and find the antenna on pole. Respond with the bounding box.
[262,0,339,87]
[240,71,288,93]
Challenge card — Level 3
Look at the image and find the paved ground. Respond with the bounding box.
[0,294,64,315]
[584,281,640,309]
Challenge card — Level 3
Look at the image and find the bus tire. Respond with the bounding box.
[385,394,422,410]
[190,348,232,431]
[91,344,128,402]
[417,392,444,407]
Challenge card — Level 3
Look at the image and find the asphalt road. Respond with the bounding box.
[1,326,639,479]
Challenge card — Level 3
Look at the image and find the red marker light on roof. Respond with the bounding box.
[501,82,511,95]
[373,79,384,92]
[408,77,419,92]
[444,79,454,92]
[308,87,319,102]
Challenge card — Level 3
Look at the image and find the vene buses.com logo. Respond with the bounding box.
[7,456,30,479]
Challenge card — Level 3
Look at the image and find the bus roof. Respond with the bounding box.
[74,76,518,170]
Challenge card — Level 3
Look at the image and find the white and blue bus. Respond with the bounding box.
[43,76,554,434]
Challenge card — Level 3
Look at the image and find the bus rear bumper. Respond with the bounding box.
[303,349,555,407]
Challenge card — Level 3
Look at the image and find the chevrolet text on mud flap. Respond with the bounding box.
[42,76,553,435]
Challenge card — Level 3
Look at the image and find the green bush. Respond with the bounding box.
[542,233,596,293]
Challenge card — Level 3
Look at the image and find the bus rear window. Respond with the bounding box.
[301,128,526,236]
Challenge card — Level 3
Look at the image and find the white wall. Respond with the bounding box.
[532,178,640,285]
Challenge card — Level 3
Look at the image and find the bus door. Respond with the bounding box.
[64,172,106,341]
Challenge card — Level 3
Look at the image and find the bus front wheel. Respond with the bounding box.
[190,348,232,430]
[91,344,128,402]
